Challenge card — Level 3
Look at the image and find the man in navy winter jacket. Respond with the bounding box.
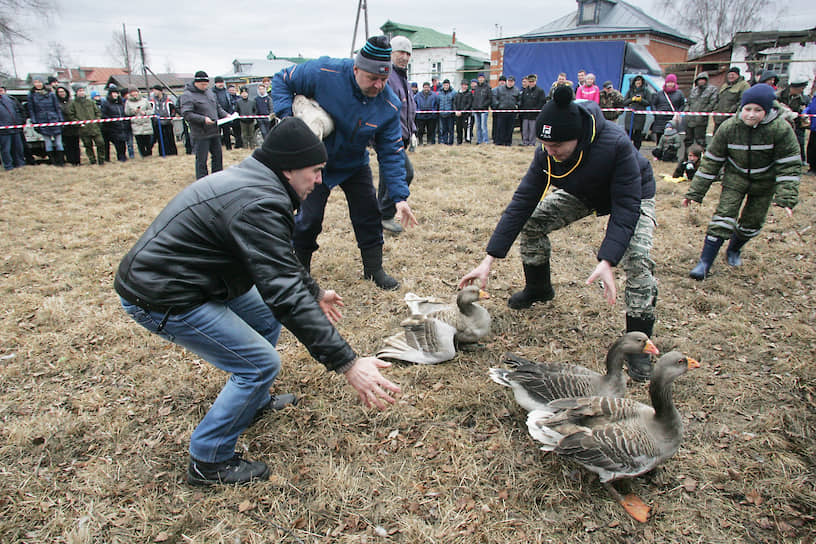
[270,36,418,291]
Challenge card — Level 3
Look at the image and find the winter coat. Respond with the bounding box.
[452,88,473,112]
[387,65,416,139]
[673,158,699,179]
[804,95,816,131]
[651,88,685,134]
[575,84,600,103]
[56,87,79,137]
[125,95,155,136]
[114,155,356,372]
[471,81,492,110]
[599,88,624,120]
[180,81,228,140]
[623,80,652,132]
[150,96,175,126]
[653,127,682,161]
[27,87,63,137]
[234,97,257,124]
[255,94,272,116]
[492,84,520,111]
[777,88,811,129]
[437,87,456,117]
[269,56,408,203]
[684,73,719,127]
[0,93,25,134]
[519,85,546,120]
[486,100,654,266]
[414,90,439,120]
[715,77,750,115]
[67,96,102,138]
[101,93,128,141]
[686,106,800,209]
[212,85,234,114]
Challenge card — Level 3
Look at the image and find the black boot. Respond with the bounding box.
[54,150,65,166]
[294,248,313,274]
[689,235,724,280]
[626,315,656,382]
[507,262,555,309]
[726,234,748,267]
[360,246,399,290]
[48,151,56,165]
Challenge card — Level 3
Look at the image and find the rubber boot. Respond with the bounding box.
[293,248,313,275]
[507,262,556,309]
[726,234,748,267]
[625,315,656,382]
[48,151,56,165]
[360,246,399,291]
[54,150,65,166]
[689,235,724,280]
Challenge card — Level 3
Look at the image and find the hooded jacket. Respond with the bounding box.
[684,72,719,127]
[180,81,228,140]
[27,86,64,137]
[651,87,685,134]
[623,76,652,132]
[486,100,654,266]
[270,57,408,203]
[55,86,79,137]
[125,94,155,136]
[114,155,357,372]
[686,104,800,209]
[67,94,102,137]
[101,90,128,141]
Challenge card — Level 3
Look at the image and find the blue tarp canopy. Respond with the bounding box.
[502,40,626,90]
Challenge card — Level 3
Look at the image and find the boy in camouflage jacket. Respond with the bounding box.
[683,84,800,280]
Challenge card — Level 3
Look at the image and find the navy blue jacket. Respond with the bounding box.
[255,94,272,116]
[486,100,654,266]
[437,87,456,117]
[0,94,24,133]
[213,85,234,114]
[414,90,439,120]
[27,88,64,136]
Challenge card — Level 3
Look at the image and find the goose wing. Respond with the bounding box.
[504,366,601,403]
[404,292,453,317]
[376,315,457,364]
[503,353,597,376]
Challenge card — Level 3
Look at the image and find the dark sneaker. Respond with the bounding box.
[382,218,403,234]
[364,268,400,290]
[187,453,269,486]
[251,393,298,425]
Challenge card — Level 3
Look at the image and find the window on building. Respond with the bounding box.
[431,62,442,80]
[579,0,599,25]
[762,54,792,77]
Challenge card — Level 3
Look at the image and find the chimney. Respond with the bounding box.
[452,31,456,45]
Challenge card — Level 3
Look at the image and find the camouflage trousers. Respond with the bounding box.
[519,189,658,320]
[706,185,774,241]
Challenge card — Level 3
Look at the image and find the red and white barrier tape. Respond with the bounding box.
[0,114,275,130]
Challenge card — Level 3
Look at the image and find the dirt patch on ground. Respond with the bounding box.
[1,141,814,543]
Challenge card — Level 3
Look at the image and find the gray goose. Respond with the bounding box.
[526,351,700,522]
[489,332,659,411]
[376,286,491,364]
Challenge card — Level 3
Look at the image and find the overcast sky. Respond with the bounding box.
[4,0,816,79]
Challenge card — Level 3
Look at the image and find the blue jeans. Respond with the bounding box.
[120,286,282,463]
[0,132,26,169]
[474,112,489,143]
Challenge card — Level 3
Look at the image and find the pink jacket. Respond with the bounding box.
[576,84,600,103]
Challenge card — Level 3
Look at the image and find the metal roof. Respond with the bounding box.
[380,21,489,61]
[519,0,693,45]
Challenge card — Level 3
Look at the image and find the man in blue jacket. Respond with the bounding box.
[0,85,26,170]
[459,86,659,382]
[270,36,418,290]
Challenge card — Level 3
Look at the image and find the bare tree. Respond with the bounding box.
[656,0,778,53]
[43,40,72,71]
[0,0,55,43]
[107,27,146,74]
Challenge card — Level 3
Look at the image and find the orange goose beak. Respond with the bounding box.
[686,357,701,369]
[643,339,660,355]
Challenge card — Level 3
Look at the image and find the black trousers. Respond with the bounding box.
[154,124,177,156]
[494,113,515,145]
[455,114,471,144]
[135,134,153,157]
[416,118,437,144]
[220,124,233,150]
[378,140,414,220]
[62,134,81,165]
[231,119,243,148]
[194,135,222,180]
[807,129,816,172]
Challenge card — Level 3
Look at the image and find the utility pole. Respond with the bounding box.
[123,23,132,87]
[350,0,370,58]
[137,28,148,90]
[8,41,18,79]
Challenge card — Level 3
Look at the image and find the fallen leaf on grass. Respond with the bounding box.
[238,500,255,512]
[756,517,773,530]
[744,489,763,506]
[154,532,171,542]
[682,477,698,492]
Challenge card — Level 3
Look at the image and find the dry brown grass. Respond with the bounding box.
[1,140,815,543]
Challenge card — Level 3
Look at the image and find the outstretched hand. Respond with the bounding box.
[459,255,494,290]
[395,201,419,229]
[586,259,616,305]
[318,290,344,324]
[344,357,401,410]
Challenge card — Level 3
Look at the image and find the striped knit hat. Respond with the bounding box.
[355,36,392,76]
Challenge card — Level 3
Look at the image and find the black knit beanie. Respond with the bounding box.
[740,84,776,113]
[253,117,328,171]
[535,85,582,142]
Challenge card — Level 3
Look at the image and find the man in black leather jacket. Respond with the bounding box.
[115,118,400,486]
